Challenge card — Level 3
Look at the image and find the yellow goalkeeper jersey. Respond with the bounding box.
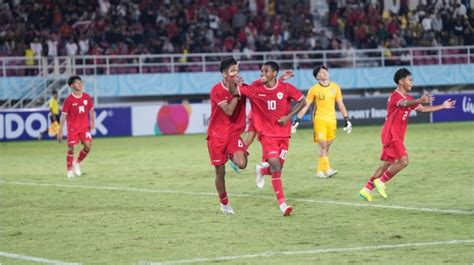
[305,81,342,121]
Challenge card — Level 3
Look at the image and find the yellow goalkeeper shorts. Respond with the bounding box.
[313,119,337,142]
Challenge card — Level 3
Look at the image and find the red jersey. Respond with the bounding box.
[62,92,94,133]
[207,81,247,138]
[239,80,304,137]
[381,89,421,144]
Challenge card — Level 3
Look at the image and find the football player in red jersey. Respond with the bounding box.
[237,61,306,216]
[58,75,95,178]
[359,68,456,201]
[207,58,248,214]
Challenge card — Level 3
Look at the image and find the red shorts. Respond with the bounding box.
[207,135,247,166]
[67,130,92,146]
[260,136,289,162]
[380,140,407,162]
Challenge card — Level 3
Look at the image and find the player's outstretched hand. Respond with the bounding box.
[418,94,435,104]
[279,70,295,81]
[442,98,456,109]
[291,118,300,134]
[343,118,352,134]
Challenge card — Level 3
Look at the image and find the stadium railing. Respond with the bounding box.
[0,46,473,77]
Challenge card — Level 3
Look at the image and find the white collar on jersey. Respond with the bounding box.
[220,81,230,91]
[71,92,83,99]
[264,80,279,90]
[395,88,407,99]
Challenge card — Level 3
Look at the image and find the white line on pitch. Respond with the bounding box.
[1,181,473,215]
[0,251,80,264]
[140,239,474,264]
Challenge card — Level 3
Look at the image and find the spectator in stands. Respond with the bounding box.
[47,34,58,58]
[65,38,78,56]
[30,37,42,59]
[24,44,35,76]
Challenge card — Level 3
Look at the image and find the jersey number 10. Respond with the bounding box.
[267,100,276,110]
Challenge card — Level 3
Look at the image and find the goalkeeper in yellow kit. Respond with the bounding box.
[292,66,352,178]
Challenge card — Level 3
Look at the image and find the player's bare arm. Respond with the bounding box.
[399,94,434,108]
[90,108,96,130]
[278,99,306,125]
[219,96,241,116]
[416,99,456,112]
[337,99,352,133]
[57,114,66,143]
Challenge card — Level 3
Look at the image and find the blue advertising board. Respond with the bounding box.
[0,106,132,141]
[432,93,474,122]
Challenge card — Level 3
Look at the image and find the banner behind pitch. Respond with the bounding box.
[0,107,132,141]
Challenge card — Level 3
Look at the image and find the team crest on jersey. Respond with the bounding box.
[83,99,88,106]
[277,92,284,100]
[331,89,336,95]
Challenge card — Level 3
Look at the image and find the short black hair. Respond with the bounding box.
[220,57,237,73]
[313,65,328,78]
[52,90,58,95]
[263,61,279,74]
[67,75,82,86]
[393,68,412,84]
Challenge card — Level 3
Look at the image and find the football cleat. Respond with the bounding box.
[316,171,329,178]
[359,188,373,202]
[374,179,388,199]
[228,159,241,173]
[279,202,293,216]
[67,170,75,178]
[220,203,235,214]
[326,168,338,178]
[72,160,81,176]
[255,162,269,188]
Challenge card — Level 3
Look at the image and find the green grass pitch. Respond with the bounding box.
[1,122,473,264]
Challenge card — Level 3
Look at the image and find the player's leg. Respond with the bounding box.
[324,121,338,177]
[314,119,330,178]
[207,137,234,214]
[73,132,92,176]
[227,136,248,173]
[373,141,408,198]
[214,164,234,214]
[359,161,392,201]
[265,137,292,216]
[66,144,75,178]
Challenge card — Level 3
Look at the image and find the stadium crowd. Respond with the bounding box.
[0,0,472,60]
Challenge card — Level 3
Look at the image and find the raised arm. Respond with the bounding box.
[399,94,434,108]
[219,96,241,116]
[416,98,456,112]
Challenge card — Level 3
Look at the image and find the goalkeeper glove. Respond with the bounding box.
[343,117,352,134]
[291,118,301,134]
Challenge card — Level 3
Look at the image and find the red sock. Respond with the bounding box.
[77,149,90,163]
[260,166,271,176]
[365,177,376,191]
[219,192,228,205]
[66,150,74,170]
[380,169,395,183]
[271,171,285,204]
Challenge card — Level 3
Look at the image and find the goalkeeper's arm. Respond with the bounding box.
[337,99,352,134]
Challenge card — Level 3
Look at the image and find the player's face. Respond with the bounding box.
[223,64,240,81]
[70,80,83,92]
[400,75,413,91]
[260,65,277,83]
[316,69,329,81]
